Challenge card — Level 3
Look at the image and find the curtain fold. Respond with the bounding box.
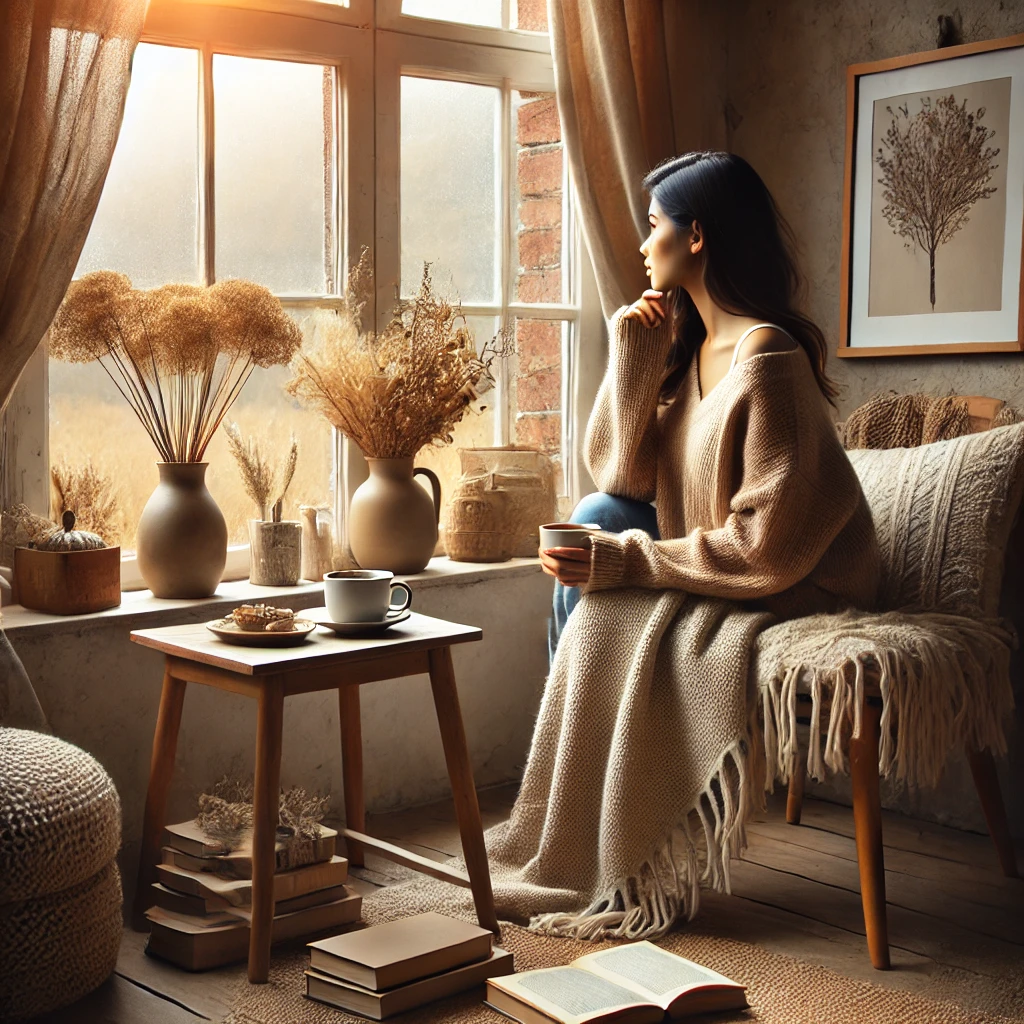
[0,0,146,729]
[549,0,725,317]
[0,0,147,413]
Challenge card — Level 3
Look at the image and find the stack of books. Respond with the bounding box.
[305,911,514,1019]
[146,820,362,970]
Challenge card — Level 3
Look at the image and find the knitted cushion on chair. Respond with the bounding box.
[0,728,123,1021]
[848,423,1024,616]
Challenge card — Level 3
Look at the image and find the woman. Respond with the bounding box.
[544,150,878,649]
[485,152,878,942]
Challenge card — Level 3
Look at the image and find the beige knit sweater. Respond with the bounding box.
[583,311,880,618]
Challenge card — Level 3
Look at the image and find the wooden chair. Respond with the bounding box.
[785,396,1021,971]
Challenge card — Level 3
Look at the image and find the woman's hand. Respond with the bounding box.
[623,289,667,328]
[539,545,592,588]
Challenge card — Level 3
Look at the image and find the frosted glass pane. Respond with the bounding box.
[76,43,200,286]
[215,56,332,293]
[401,0,501,28]
[401,77,500,303]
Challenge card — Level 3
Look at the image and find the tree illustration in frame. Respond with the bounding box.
[875,94,1001,311]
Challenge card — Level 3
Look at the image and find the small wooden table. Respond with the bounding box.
[131,610,497,983]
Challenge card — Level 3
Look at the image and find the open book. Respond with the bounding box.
[485,942,747,1024]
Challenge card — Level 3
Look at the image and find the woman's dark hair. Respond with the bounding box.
[642,151,838,405]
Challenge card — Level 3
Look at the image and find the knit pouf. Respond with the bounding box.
[0,728,123,1022]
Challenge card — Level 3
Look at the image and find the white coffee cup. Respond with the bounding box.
[323,569,413,623]
[538,522,602,551]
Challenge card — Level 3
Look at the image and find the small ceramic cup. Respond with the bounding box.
[538,522,602,551]
[323,569,413,623]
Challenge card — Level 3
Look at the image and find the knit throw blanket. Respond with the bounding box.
[485,588,771,941]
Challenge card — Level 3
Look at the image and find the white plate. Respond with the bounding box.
[205,618,317,647]
[307,606,412,636]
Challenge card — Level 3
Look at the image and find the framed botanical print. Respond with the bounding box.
[839,33,1024,357]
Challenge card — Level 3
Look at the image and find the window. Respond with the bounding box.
[9,0,584,587]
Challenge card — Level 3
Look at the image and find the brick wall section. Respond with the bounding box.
[514,91,562,463]
[515,0,548,32]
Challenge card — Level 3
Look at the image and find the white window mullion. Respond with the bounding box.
[495,76,514,447]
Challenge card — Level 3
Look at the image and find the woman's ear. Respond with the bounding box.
[690,220,703,255]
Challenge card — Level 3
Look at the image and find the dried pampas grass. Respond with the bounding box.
[50,272,301,463]
[50,460,122,542]
[223,423,299,522]
[287,249,513,459]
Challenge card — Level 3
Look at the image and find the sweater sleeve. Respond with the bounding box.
[584,365,861,599]
[583,308,674,502]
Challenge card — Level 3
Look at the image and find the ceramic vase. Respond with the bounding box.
[347,458,441,574]
[136,462,227,598]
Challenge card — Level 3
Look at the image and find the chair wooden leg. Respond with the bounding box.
[248,677,284,984]
[133,668,187,930]
[967,748,1019,878]
[339,685,366,868]
[428,646,499,934]
[850,698,890,970]
[786,768,805,825]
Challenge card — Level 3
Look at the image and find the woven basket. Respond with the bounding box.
[1,728,123,1021]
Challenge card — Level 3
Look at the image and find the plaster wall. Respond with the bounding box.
[722,0,1024,836]
[8,566,551,901]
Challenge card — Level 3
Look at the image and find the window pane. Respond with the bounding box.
[513,318,564,486]
[401,77,500,303]
[416,316,497,524]
[215,56,334,294]
[514,91,565,303]
[76,43,200,287]
[401,0,501,28]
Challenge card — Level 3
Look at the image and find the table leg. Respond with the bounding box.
[339,685,366,867]
[133,667,187,930]
[248,677,285,984]
[427,646,499,934]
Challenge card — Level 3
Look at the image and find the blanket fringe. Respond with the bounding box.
[759,611,1015,790]
[527,739,751,941]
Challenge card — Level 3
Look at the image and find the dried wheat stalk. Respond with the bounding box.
[50,273,301,463]
[223,423,299,522]
[50,460,122,541]
[286,249,514,459]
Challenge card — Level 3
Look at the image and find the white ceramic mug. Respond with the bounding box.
[538,522,602,551]
[323,569,413,623]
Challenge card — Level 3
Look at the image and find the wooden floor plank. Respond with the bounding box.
[728,858,1022,976]
[747,818,1024,909]
[740,832,1023,943]
[114,927,234,1021]
[33,973,203,1024]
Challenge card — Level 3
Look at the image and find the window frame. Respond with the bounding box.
[4,0,590,594]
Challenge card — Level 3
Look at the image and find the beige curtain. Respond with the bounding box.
[0,0,146,730]
[0,0,147,413]
[549,0,727,317]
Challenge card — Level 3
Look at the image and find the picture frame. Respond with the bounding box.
[839,33,1024,358]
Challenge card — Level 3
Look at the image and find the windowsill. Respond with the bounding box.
[1,556,542,637]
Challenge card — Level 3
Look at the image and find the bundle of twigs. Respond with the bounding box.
[49,272,301,463]
[287,250,513,459]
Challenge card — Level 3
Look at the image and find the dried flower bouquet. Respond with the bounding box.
[49,272,301,463]
[223,423,298,522]
[286,250,513,459]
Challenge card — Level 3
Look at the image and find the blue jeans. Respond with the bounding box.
[548,492,660,664]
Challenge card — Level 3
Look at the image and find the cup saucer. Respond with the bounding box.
[307,606,412,636]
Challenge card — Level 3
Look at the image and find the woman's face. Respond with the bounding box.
[639,198,699,293]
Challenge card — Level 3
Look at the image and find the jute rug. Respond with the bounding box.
[223,876,1024,1024]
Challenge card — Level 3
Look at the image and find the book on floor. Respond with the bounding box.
[307,911,494,990]
[484,942,748,1024]
[305,946,515,1019]
[162,820,337,877]
[145,888,363,971]
[156,854,348,906]
[150,880,352,920]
